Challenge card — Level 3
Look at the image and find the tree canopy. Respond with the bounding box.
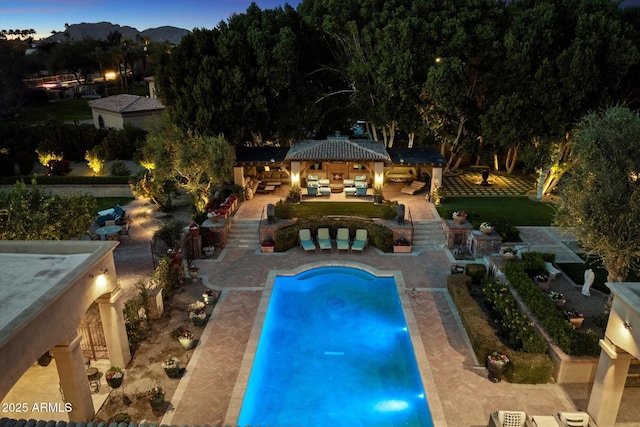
[555,106,640,281]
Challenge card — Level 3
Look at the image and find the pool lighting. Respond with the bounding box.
[374,400,409,412]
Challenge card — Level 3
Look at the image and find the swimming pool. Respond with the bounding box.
[238,266,434,427]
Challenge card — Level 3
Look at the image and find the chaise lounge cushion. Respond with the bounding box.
[401,181,427,195]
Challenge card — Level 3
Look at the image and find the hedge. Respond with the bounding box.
[447,275,553,384]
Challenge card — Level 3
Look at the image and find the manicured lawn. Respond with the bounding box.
[436,196,556,226]
[96,197,134,212]
[291,202,388,218]
[8,99,93,124]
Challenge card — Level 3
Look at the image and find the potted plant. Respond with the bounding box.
[162,356,181,378]
[189,300,207,326]
[393,237,412,253]
[203,289,219,305]
[261,239,276,253]
[177,328,195,350]
[479,222,494,235]
[105,366,124,388]
[373,187,384,204]
[147,386,165,408]
[499,246,518,260]
[565,308,584,329]
[534,272,551,291]
[486,351,510,383]
[203,245,215,257]
[188,222,200,237]
[548,291,566,309]
[452,210,468,223]
[188,265,199,279]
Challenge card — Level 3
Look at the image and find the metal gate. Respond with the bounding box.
[78,321,108,361]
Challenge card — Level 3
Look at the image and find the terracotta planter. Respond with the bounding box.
[261,246,274,253]
[569,317,584,329]
[393,245,412,253]
[535,278,551,292]
[453,215,467,223]
[551,298,566,310]
[189,227,199,237]
[480,226,494,235]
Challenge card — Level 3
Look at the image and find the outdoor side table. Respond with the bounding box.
[86,367,101,393]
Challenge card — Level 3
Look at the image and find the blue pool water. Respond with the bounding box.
[238,266,434,427]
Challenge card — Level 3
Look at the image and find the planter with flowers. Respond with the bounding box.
[452,211,468,224]
[499,246,518,260]
[105,366,124,389]
[188,265,199,279]
[261,239,275,253]
[565,309,584,329]
[486,351,510,383]
[534,273,551,291]
[393,238,412,253]
[548,291,566,309]
[479,222,494,235]
[177,328,195,350]
[188,222,200,237]
[189,301,207,326]
[203,246,215,257]
[203,289,219,305]
[162,356,181,378]
[147,386,165,408]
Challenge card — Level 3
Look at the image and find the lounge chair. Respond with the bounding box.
[355,182,368,196]
[557,412,589,427]
[317,228,332,252]
[307,181,319,196]
[298,229,317,252]
[401,180,427,195]
[545,262,562,280]
[488,410,533,427]
[336,228,350,252]
[350,229,368,254]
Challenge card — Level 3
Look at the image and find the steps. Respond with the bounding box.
[411,220,446,250]
[225,219,261,249]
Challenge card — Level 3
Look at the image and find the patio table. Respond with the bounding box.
[95,225,122,240]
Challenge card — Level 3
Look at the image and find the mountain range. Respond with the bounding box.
[46,22,190,45]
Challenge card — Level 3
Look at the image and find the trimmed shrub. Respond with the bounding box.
[465,263,487,285]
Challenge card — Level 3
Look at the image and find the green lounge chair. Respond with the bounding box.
[317,228,332,252]
[336,228,350,253]
[299,229,317,252]
[350,229,368,254]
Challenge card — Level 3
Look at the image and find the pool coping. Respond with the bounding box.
[223,261,447,427]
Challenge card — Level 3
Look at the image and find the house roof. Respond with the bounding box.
[387,147,447,166]
[235,146,289,165]
[88,94,164,113]
[285,139,390,162]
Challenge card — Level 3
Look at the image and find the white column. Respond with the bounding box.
[374,162,384,189]
[97,286,132,368]
[587,339,633,427]
[431,166,443,195]
[290,161,301,188]
[51,331,95,422]
[233,166,245,187]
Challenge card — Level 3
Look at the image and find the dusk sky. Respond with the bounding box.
[0,0,303,40]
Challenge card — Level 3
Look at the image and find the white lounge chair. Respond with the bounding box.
[545,262,562,280]
[298,229,316,252]
[336,228,350,253]
[350,229,368,254]
[317,228,332,252]
[557,412,589,427]
[401,180,427,195]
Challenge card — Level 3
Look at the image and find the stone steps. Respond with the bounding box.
[411,220,446,250]
[225,219,261,249]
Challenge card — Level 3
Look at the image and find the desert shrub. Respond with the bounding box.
[110,160,131,176]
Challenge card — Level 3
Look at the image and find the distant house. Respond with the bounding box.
[88,94,165,130]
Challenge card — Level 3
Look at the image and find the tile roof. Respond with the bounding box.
[387,147,447,166]
[88,94,164,113]
[285,139,390,162]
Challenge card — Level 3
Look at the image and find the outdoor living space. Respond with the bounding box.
[3,176,640,427]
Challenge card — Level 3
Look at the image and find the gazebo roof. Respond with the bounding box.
[285,139,390,162]
[387,147,447,166]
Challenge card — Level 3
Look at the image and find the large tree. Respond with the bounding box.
[555,106,640,282]
[0,180,97,240]
[142,125,235,212]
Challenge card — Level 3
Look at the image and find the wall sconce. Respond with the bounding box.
[623,322,633,330]
[89,268,109,279]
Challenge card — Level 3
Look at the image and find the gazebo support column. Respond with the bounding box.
[52,331,95,421]
[430,165,443,196]
[97,286,132,368]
